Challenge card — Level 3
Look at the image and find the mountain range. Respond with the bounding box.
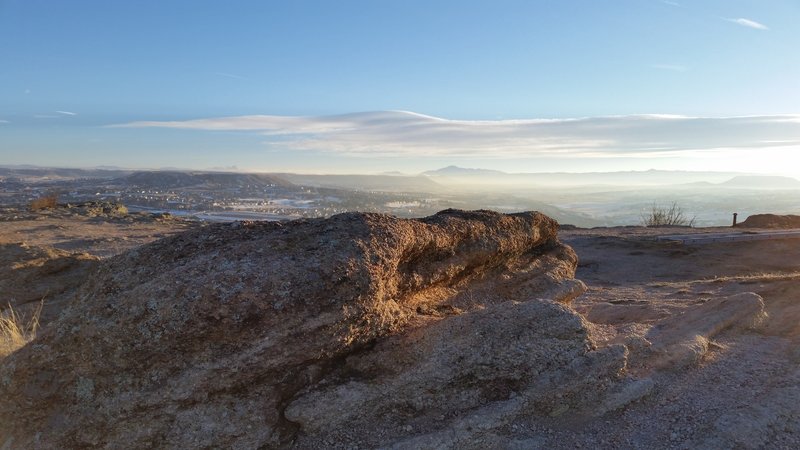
[3,165,800,192]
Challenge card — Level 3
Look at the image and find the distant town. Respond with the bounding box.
[0,167,466,222]
[4,166,800,227]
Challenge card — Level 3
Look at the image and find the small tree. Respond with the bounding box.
[641,202,695,227]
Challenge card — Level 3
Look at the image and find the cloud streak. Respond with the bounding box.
[215,72,248,80]
[651,64,688,72]
[726,18,769,30]
[113,111,800,160]
[56,110,77,116]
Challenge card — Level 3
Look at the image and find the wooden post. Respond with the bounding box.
[732,212,738,227]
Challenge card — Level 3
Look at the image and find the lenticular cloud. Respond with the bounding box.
[116,111,800,159]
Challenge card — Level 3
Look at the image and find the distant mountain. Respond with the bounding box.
[560,169,747,186]
[123,171,196,188]
[423,166,507,177]
[680,181,716,187]
[720,176,800,189]
[280,174,443,193]
[0,166,129,180]
[121,171,294,189]
[420,167,748,189]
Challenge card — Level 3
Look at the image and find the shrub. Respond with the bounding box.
[641,202,696,227]
[29,193,59,211]
[0,302,42,360]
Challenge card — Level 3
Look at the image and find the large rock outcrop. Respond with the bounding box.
[0,210,633,448]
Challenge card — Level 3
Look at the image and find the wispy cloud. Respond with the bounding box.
[661,1,681,7]
[113,111,800,160]
[651,64,688,72]
[215,72,248,80]
[33,111,77,119]
[726,18,769,30]
[0,119,9,124]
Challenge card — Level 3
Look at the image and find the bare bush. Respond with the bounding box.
[641,202,696,227]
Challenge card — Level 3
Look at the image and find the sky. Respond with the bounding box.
[1,0,799,175]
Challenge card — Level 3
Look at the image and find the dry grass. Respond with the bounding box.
[0,302,42,360]
[29,193,59,211]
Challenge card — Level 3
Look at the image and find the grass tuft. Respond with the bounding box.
[0,302,42,360]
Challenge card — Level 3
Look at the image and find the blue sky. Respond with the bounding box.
[1,0,799,174]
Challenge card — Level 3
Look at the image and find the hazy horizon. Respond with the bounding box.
[0,161,768,177]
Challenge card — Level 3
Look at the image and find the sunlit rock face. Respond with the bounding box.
[1,209,639,449]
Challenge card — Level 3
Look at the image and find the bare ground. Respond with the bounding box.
[0,205,200,258]
[557,228,800,448]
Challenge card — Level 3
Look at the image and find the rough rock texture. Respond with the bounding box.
[0,243,99,324]
[0,210,617,449]
[64,201,129,218]
[584,293,768,371]
[286,300,629,448]
[644,293,767,369]
[738,213,800,228]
